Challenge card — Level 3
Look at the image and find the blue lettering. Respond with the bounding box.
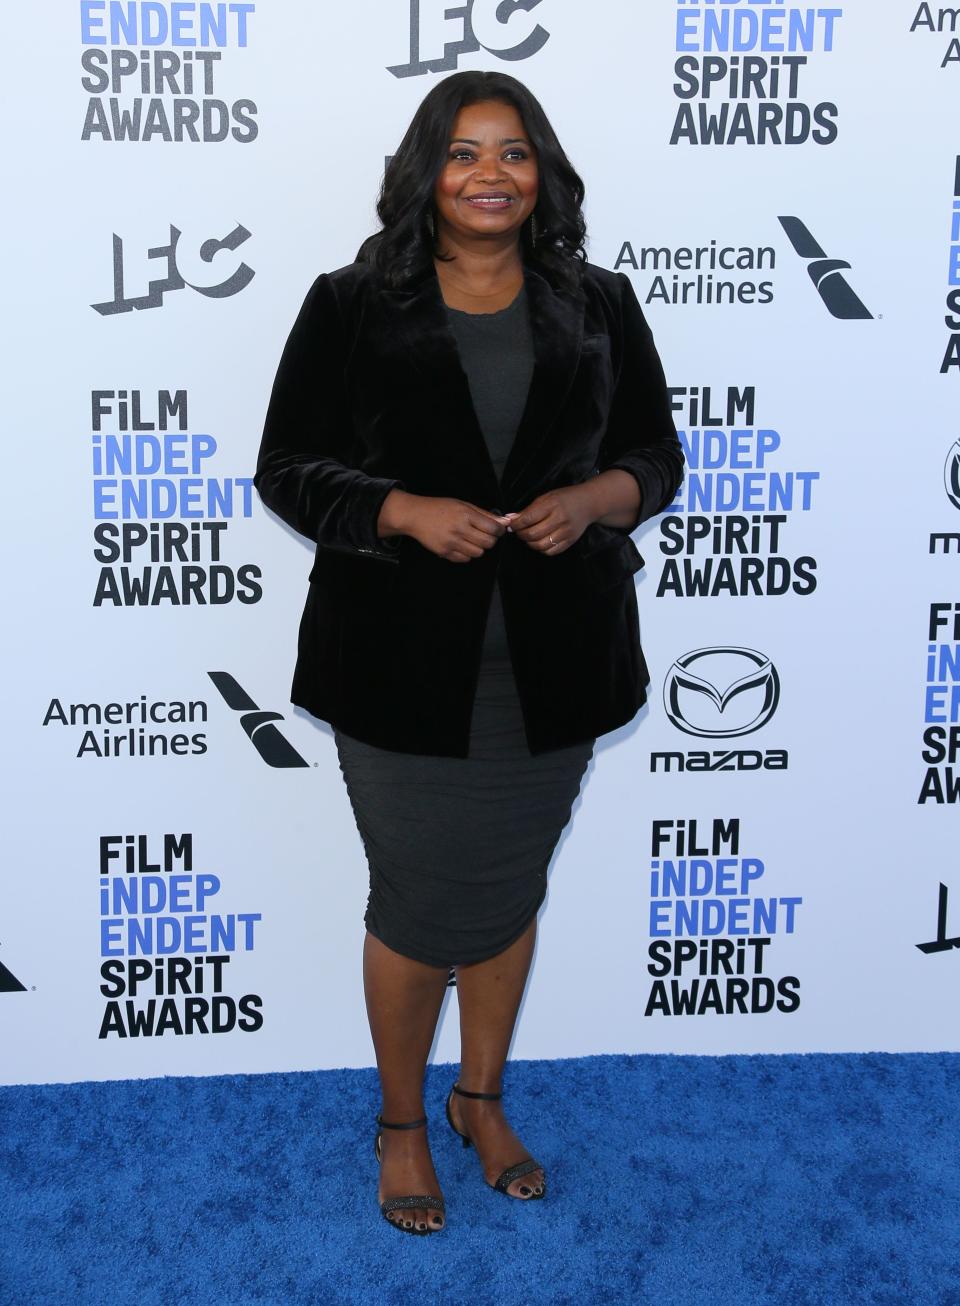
[741,472,766,510]
[211,916,236,949]
[726,898,750,933]
[80,2,255,47]
[179,479,204,517]
[100,919,123,954]
[195,873,220,907]
[80,1,107,43]
[673,5,841,54]
[183,915,205,950]
[668,467,819,513]
[780,898,802,932]
[650,902,671,935]
[926,685,960,723]
[753,898,776,933]
[94,481,117,518]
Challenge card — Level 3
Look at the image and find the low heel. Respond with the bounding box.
[446,1080,546,1201]
[445,1086,472,1148]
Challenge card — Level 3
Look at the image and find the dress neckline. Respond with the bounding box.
[444,284,526,318]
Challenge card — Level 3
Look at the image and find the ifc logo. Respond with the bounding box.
[946,440,960,511]
[663,647,781,738]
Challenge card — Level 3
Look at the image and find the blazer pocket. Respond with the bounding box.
[577,528,645,592]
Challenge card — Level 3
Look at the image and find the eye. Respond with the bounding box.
[447,147,530,163]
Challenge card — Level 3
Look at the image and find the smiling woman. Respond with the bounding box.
[256,68,684,1239]
[432,101,540,312]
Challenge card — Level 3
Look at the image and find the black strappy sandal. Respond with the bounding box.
[374,1114,446,1234]
[445,1083,546,1199]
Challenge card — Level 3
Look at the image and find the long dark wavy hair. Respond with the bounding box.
[355,70,587,291]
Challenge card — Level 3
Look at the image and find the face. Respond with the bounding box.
[433,99,539,247]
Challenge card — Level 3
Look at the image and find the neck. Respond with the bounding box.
[433,232,524,297]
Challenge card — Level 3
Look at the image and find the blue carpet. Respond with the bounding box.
[0,1053,956,1305]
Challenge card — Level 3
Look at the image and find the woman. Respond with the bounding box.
[255,70,684,1236]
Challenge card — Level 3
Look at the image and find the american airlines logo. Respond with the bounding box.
[0,952,26,993]
[916,882,960,955]
[778,217,873,320]
[208,672,309,768]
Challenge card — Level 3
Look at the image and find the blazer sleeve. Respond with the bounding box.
[254,272,403,562]
[595,272,685,531]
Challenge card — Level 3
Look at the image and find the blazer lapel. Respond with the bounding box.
[379,260,585,506]
[381,267,501,505]
[501,264,584,497]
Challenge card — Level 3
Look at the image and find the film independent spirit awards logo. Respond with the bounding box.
[663,647,781,738]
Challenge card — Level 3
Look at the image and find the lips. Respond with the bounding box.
[464,192,515,209]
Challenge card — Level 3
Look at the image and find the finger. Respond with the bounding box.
[460,524,501,549]
[466,514,507,539]
[516,511,564,543]
[523,518,566,544]
[467,505,511,528]
[510,500,553,531]
[524,530,567,553]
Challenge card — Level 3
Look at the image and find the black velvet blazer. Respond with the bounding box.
[255,256,684,757]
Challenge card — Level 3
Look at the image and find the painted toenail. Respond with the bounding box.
[519,1185,531,1195]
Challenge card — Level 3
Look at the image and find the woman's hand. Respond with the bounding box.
[507,484,597,554]
[509,471,643,553]
[379,489,510,562]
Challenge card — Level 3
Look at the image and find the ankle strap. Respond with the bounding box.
[376,1114,427,1131]
[452,1083,502,1102]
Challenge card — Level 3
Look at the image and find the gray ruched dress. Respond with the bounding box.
[334,284,595,968]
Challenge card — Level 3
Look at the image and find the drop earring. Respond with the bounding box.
[426,210,436,238]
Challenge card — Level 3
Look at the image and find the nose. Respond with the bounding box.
[474,151,505,181]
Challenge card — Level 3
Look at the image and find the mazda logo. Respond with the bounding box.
[946,440,960,511]
[663,647,781,738]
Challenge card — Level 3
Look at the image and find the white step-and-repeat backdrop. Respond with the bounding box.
[3,1,958,1084]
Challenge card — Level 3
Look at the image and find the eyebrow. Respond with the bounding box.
[449,137,529,146]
